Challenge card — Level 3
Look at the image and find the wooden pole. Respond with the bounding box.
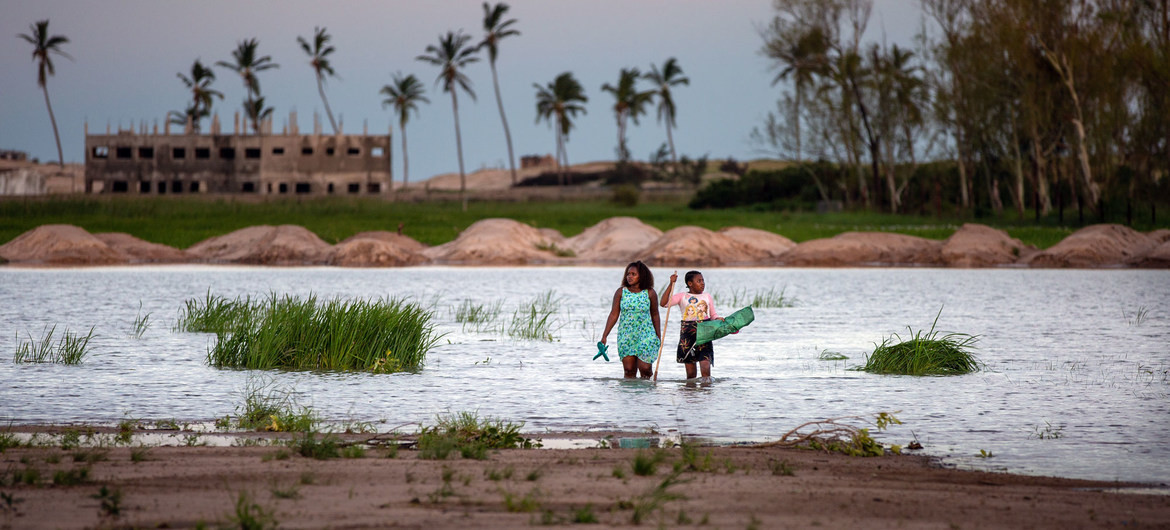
[653,300,672,382]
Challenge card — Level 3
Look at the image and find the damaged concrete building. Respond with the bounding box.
[84,111,392,195]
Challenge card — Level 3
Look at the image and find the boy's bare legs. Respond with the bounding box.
[684,362,697,379]
[699,360,712,382]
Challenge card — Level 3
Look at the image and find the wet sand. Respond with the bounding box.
[2,429,1167,529]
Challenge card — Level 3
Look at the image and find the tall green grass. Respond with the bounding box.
[860,311,981,376]
[507,291,563,341]
[715,286,795,308]
[13,325,94,364]
[183,292,441,372]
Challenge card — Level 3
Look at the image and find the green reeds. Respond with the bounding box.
[187,292,440,373]
[132,302,151,338]
[507,291,563,341]
[13,325,94,365]
[454,299,503,325]
[716,287,795,308]
[860,311,981,376]
[417,411,540,459]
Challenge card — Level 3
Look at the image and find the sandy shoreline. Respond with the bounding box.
[2,427,1168,529]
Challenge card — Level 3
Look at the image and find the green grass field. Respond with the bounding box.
[1,195,1149,250]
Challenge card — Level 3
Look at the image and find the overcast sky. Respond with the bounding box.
[2,0,922,182]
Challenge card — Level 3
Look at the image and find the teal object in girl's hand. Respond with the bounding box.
[594,342,610,361]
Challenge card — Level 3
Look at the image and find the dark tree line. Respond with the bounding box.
[756,0,1169,222]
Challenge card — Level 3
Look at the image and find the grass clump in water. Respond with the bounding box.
[187,292,441,373]
[507,291,564,341]
[860,310,980,376]
[227,377,318,432]
[13,325,94,365]
[716,286,795,309]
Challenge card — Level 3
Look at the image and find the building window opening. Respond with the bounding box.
[242,182,256,193]
[278,183,288,194]
[219,147,236,159]
[301,147,313,155]
[158,182,166,194]
[92,146,109,159]
[245,148,261,159]
[171,181,183,193]
[327,183,335,194]
[139,181,151,193]
[367,183,381,193]
[326,147,336,156]
[272,147,285,155]
[111,180,129,193]
[172,147,186,159]
[195,148,210,159]
[138,147,154,159]
[347,147,360,156]
[116,147,132,159]
[371,147,384,157]
[295,183,311,194]
[347,183,360,194]
[189,181,200,193]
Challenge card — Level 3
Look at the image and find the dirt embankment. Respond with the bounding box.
[2,437,1167,530]
[2,221,1168,268]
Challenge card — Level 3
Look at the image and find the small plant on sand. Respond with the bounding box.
[230,377,318,433]
[417,411,540,460]
[0,432,19,453]
[632,449,667,476]
[92,485,122,517]
[631,471,689,525]
[289,432,340,460]
[759,412,902,457]
[860,310,980,376]
[502,488,541,512]
[572,504,599,524]
[227,491,277,530]
[535,241,577,257]
[13,325,94,365]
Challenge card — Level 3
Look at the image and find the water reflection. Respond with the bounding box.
[0,266,1167,484]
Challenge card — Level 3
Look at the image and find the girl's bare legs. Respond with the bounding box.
[622,356,639,378]
[637,360,653,379]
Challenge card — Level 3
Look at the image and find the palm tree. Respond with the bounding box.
[479,2,521,185]
[216,38,278,134]
[416,30,479,211]
[243,96,274,134]
[534,72,588,185]
[18,20,70,168]
[762,23,831,165]
[380,73,429,188]
[174,59,222,132]
[297,27,339,135]
[600,68,655,162]
[643,58,689,164]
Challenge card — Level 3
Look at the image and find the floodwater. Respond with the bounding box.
[1,266,1167,484]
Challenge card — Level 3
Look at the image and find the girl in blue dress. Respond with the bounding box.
[599,261,662,379]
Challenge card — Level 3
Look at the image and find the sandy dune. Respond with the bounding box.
[2,221,1167,268]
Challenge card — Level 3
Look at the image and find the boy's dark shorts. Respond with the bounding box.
[677,320,714,365]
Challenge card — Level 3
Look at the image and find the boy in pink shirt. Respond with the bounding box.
[659,270,721,380]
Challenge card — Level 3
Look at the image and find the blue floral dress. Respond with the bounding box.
[617,288,660,363]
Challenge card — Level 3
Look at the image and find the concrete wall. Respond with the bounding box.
[85,120,392,195]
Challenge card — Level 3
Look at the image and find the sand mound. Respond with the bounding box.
[717,227,795,260]
[564,217,664,263]
[422,218,566,265]
[940,224,1033,267]
[1132,240,1170,268]
[187,225,333,265]
[1147,229,1170,244]
[634,226,771,267]
[329,231,427,267]
[0,224,126,265]
[782,232,943,266]
[95,233,188,263]
[1025,224,1157,268]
